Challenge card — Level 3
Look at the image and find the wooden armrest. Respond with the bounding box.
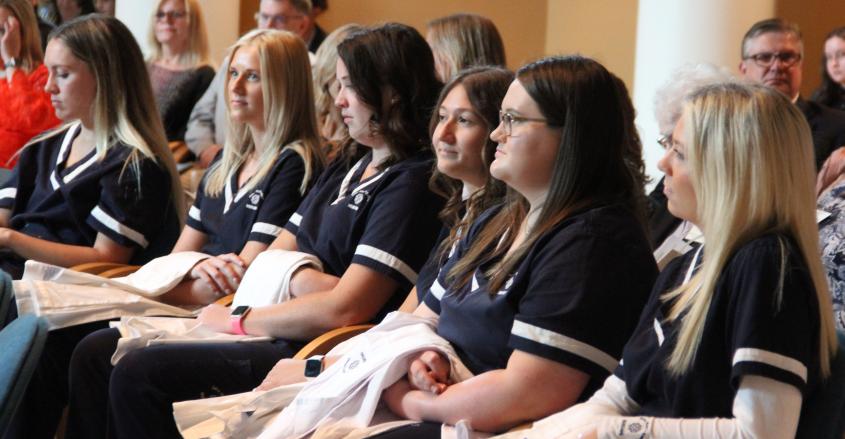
[293,324,374,360]
[70,262,129,275]
[98,265,140,278]
[214,294,234,307]
[168,140,185,152]
[169,141,192,164]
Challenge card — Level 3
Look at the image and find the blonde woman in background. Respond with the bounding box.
[311,22,361,161]
[0,0,60,167]
[426,13,505,82]
[146,0,214,142]
[510,82,837,439]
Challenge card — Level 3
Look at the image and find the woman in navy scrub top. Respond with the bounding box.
[63,23,446,439]
[8,28,324,439]
[0,15,183,279]
[158,28,325,305]
[401,66,511,310]
[260,56,659,437]
[524,84,838,438]
[2,15,183,439]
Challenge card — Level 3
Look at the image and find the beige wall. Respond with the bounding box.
[233,0,842,97]
[544,0,638,91]
[316,0,548,71]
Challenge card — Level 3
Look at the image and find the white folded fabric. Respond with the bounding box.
[109,316,272,365]
[173,312,476,439]
[231,250,323,308]
[106,250,322,364]
[14,252,211,330]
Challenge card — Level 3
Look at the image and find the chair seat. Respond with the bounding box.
[0,314,48,433]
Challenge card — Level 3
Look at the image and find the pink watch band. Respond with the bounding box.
[230,313,248,335]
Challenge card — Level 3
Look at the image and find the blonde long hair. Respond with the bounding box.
[147,0,210,68]
[1,0,42,71]
[426,13,506,82]
[204,29,324,197]
[663,82,837,377]
[45,15,185,222]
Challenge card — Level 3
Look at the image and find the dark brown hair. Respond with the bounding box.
[337,23,442,168]
[812,26,845,108]
[447,56,647,293]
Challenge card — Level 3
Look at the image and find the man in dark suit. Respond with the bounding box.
[739,18,845,170]
[306,0,328,53]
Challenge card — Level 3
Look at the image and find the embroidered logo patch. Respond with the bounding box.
[246,189,264,211]
[347,190,370,211]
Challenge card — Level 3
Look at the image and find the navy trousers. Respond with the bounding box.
[66,327,301,438]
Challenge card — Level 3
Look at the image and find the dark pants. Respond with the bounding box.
[367,422,442,438]
[66,328,302,439]
[3,321,109,439]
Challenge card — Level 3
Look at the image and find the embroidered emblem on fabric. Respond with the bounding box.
[347,190,370,211]
[246,189,264,211]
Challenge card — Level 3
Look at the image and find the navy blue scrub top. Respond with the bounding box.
[0,123,180,269]
[425,203,658,398]
[616,234,821,418]
[186,148,310,255]
[284,150,446,321]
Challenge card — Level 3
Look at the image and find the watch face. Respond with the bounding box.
[304,358,323,377]
[230,305,250,316]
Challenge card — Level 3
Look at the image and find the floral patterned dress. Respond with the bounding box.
[819,179,845,331]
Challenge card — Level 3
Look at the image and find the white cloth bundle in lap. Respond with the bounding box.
[106,250,323,363]
[14,252,211,330]
[173,312,476,439]
[110,316,273,365]
[231,249,323,307]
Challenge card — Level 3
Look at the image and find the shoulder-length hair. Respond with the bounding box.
[447,56,648,292]
[337,23,442,169]
[146,0,210,68]
[812,26,845,107]
[205,29,324,197]
[46,15,184,221]
[1,0,43,71]
[312,23,363,160]
[428,66,511,262]
[663,82,837,377]
[426,13,506,82]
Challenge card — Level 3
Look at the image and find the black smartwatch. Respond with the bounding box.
[304,355,325,378]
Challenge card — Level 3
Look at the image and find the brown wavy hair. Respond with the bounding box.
[428,66,512,263]
[336,23,442,168]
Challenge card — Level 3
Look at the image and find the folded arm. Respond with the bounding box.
[384,349,590,433]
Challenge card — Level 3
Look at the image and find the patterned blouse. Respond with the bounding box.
[818,179,845,331]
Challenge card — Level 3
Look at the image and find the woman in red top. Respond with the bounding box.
[0,0,61,168]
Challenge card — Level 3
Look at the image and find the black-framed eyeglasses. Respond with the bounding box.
[254,12,304,27]
[498,110,550,136]
[743,51,802,68]
[155,10,187,21]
